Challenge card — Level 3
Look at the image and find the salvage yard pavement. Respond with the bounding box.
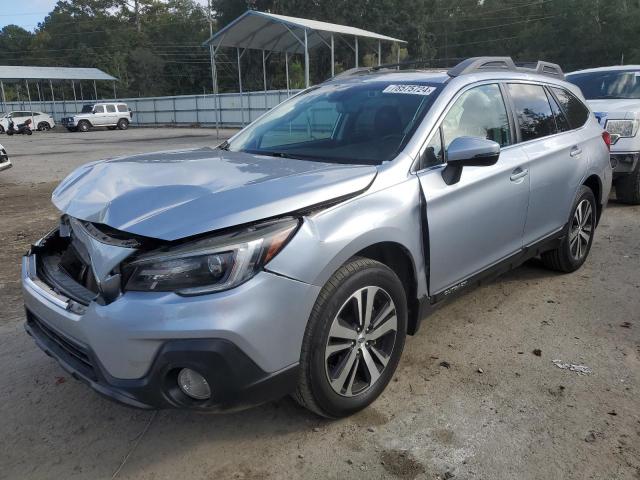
[0,128,639,480]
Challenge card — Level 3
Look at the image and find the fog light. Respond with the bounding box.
[177,368,211,400]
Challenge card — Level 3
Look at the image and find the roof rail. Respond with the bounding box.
[448,56,564,79]
[331,60,447,79]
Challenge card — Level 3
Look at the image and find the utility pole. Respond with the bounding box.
[134,0,141,33]
[207,0,213,37]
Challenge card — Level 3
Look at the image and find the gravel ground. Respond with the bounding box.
[0,128,638,480]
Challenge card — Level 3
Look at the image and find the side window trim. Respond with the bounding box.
[544,86,570,134]
[499,82,521,144]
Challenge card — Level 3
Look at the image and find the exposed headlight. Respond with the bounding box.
[606,119,639,138]
[123,218,299,295]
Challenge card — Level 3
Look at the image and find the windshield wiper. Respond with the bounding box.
[249,150,309,160]
[217,140,230,150]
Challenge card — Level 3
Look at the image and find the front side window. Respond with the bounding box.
[507,83,556,141]
[420,128,444,169]
[566,69,640,100]
[550,87,589,129]
[81,105,94,113]
[94,105,105,113]
[228,81,444,165]
[441,83,512,148]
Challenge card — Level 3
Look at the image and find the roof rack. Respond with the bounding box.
[332,60,447,79]
[447,56,564,79]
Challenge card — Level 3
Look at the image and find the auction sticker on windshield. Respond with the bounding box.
[383,85,436,95]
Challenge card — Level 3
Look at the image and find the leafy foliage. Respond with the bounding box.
[1,0,639,99]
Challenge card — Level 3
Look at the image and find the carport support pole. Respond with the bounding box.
[71,80,77,113]
[49,80,56,121]
[113,82,116,100]
[0,81,6,115]
[378,40,382,66]
[304,28,309,88]
[93,80,98,101]
[355,36,359,68]
[262,49,267,111]
[331,34,335,77]
[209,44,220,138]
[396,43,400,69]
[285,52,290,96]
[25,80,33,116]
[237,47,244,127]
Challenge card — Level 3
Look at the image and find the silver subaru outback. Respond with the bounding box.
[22,57,612,418]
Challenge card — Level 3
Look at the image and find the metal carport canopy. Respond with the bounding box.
[205,10,406,54]
[203,10,407,133]
[0,66,116,81]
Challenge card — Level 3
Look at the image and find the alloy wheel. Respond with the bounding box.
[569,199,593,261]
[324,286,397,397]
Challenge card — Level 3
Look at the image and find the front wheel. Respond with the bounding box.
[25,129,32,135]
[294,257,407,418]
[541,185,597,273]
[77,121,90,132]
[37,122,51,131]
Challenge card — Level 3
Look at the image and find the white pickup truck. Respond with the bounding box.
[567,66,640,204]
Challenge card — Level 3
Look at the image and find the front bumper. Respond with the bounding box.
[22,249,319,410]
[610,152,639,176]
[61,117,79,127]
[25,311,298,410]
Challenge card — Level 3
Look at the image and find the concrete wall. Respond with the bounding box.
[1,89,302,128]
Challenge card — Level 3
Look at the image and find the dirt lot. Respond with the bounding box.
[0,129,639,480]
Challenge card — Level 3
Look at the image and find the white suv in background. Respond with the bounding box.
[0,111,55,132]
[61,103,132,132]
[567,66,640,204]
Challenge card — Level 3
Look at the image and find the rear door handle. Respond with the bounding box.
[510,167,529,182]
[570,146,583,157]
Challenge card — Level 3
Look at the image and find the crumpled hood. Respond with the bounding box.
[587,99,640,119]
[52,147,377,241]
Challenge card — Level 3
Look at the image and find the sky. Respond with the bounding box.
[0,0,209,30]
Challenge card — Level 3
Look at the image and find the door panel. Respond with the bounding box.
[418,145,530,294]
[520,132,587,244]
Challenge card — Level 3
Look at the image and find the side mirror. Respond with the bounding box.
[442,136,500,185]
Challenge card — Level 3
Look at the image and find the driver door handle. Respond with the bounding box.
[570,146,583,157]
[510,167,529,182]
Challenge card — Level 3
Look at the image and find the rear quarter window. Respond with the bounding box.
[550,87,590,128]
[117,104,128,112]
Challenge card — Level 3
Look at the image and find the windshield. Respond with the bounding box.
[567,69,640,100]
[81,105,95,113]
[227,81,444,165]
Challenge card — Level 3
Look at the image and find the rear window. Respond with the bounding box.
[550,87,590,129]
[507,83,556,142]
[117,104,128,112]
[106,105,116,113]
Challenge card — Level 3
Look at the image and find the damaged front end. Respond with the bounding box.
[25,214,301,310]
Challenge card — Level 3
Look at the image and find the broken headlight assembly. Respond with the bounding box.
[123,218,299,295]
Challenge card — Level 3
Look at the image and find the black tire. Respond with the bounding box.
[77,121,91,132]
[294,257,407,418]
[117,118,129,130]
[6,130,13,136]
[37,122,51,131]
[541,185,597,273]
[26,129,33,135]
[615,164,640,205]
[0,125,4,134]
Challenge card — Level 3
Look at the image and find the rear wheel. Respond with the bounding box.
[117,118,129,130]
[541,185,596,273]
[615,164,640,205]
[77,121,90,132]
[37,122,51,131]
[294,257,407,418]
